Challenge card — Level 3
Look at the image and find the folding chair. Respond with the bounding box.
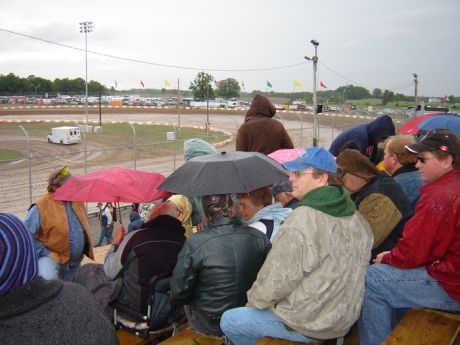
[111,268,187,339]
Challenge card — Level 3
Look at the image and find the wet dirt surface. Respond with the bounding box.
[2,107,328,243]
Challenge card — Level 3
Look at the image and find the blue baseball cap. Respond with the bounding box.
[282,147,337,174]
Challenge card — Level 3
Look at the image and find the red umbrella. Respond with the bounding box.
[398,112,445,135]
[268,148,305,163]
[50,168,172,223]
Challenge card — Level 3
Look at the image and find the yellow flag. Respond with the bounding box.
[165,80,170,87]
[294,80,302,87]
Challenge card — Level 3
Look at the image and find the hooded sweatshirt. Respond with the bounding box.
[246,203,291,242]
[236,94,294,155]
[329,115,395,163]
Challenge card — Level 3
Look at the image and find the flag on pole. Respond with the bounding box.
[165,80,170,87]
[140,80,144,88]
[115,80,117,89]
[242,81,245,90]
[294,80,302,87]
[214,80,220,88]
[444,95,449,101]
[267,81,272,88]
[190,82,196,88]
[320,81,327,89]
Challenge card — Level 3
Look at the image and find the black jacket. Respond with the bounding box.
[170,216,271,326]
[105,215,186,315]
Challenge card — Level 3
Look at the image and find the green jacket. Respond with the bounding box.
[170,216,271,326]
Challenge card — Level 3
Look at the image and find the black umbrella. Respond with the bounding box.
[158,151,290,197]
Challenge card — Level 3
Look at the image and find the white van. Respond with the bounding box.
[47,126,81,145]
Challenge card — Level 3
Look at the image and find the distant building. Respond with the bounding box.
[429,98,441,103]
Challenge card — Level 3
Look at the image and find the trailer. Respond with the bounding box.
[47,126,81,145]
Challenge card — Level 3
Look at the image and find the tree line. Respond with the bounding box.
[1,72,457,105]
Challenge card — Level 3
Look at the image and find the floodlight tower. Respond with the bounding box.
[305,39,320,147]
[79,21,93,125]
[413,73,418,118]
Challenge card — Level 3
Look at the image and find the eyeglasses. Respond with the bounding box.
[290,170,315,178]
[416,156,436,164]
[337,168,347,178]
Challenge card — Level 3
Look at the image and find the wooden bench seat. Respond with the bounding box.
[157,328,224,345]
[382,308,460,345]
[117,328,162,345]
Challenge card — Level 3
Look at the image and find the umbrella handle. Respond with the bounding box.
[116,201,122,225]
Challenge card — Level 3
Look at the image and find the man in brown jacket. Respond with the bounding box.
[236,94,293,155]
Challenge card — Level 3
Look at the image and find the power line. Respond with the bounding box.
[0,28,308,72]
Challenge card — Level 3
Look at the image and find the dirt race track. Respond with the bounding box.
[1,106,369,243]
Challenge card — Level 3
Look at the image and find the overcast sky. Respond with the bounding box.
[1,0,459,97]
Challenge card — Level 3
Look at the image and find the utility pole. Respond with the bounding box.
[413,73,418,118]
[305,39,320,147]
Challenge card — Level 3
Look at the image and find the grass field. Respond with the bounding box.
[0,148,21,161]
[0,122,228,162]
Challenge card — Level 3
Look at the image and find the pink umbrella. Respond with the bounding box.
[50,168,172,224]
[268,148,305,163]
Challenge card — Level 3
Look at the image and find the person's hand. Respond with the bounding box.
[177,211,185,222]
[245,302,251,307]
[373,251,390,264]
[113,225,126,246]
[195,222,204,231]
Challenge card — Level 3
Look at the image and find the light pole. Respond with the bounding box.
[79,21,93,125]
[413,73,418,118]
[79,21,93,175]
[305,39,319,147]
[206,83,211,137]
[34,84,40,98]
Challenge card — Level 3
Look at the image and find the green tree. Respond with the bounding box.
[448,95,455,104]
[382,89,395,105]
[216,78,240,99]
[304,92,313,103]
[372,88,382,98]
[190,72,214,100]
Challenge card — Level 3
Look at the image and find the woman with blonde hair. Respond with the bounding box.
[167,195,194,237]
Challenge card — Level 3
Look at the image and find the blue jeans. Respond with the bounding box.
[39,256,83,281]
[96,225,112,246]
[221,307,316,345]
[185,305,223,337]
[358,264,460,345]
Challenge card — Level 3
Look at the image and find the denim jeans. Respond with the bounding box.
[358,264,460,345]
[38,256,83,281]
[221,307,316,345]
[96,225,112,246]
[185,305,223,337]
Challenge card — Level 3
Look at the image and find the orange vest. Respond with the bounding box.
[31,193,94,263]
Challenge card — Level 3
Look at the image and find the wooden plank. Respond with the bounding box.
[383,308,460,345]
[117,328,160,345]
[157,328,224,345]
[255,337,323,344]
[82,244,111,265]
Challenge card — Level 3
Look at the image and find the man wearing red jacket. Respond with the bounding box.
[358,128,460,345]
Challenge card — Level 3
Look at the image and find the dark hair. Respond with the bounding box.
[432,150,460,170]
[131,203,139,212]
[236,186,272,208]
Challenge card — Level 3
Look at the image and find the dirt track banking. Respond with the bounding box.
[1,107,363,219]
